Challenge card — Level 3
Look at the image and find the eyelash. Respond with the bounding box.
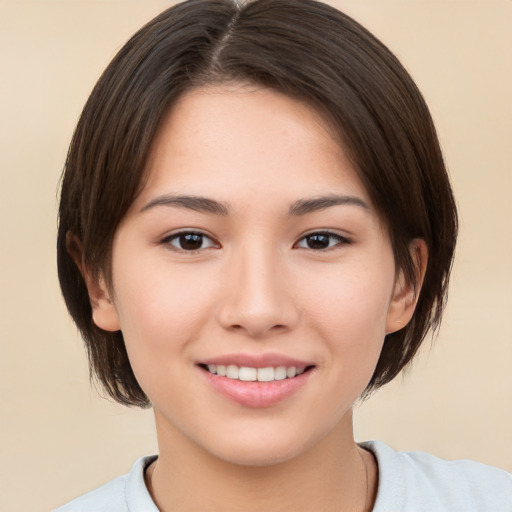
[160,230,350,253]
[294,231,351,250]
[161,231,219,253]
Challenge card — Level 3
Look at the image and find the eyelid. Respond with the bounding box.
[294,230,352,250]
[158,229,350,253]
[160,229,220,253]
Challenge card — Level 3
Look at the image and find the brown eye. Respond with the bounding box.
[295,232,349,250]
[164,232,217,252]
[178,233,204,250]
[305,234,330,249]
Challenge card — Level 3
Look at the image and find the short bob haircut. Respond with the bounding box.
[58,0,457,407]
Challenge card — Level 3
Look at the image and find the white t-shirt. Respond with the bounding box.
[54,441,512,511]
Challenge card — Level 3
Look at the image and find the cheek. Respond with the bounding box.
[300,259,394,381]
[305,264,394,336]
[111,261,221,407]
[111,256,218,362]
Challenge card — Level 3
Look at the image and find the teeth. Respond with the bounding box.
[205,364,306,381]
[257,367,274,382]
[239,367,257,381]
[274,366,287,380]
[226,365,239,379]
[286,366,297,378]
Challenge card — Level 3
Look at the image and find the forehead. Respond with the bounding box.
[134,85,371,212]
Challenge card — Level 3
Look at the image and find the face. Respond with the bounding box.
[91,85,415,466]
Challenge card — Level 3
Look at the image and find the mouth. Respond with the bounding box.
[198,363,315,382]
[196,354,317,407]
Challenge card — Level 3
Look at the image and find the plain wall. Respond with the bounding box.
[0,1,510,511]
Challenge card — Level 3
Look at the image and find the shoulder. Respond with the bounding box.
[362,440,512,512]
[53,456,158,512]
[53,476,127,512]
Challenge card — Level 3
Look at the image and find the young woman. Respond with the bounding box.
[55,0,511,510]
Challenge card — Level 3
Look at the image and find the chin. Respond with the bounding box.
[216,445,302,468]
[204,427,318,468]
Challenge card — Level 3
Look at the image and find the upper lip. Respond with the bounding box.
[199,352,315,369]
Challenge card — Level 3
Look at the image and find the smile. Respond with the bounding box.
[204,364,307,382]
[199,362,315,408]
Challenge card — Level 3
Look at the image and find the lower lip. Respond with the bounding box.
[199,367,314,408]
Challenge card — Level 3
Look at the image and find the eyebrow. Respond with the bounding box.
[140,193,369,216]
[141,194,230,216]
[288,194,370,215]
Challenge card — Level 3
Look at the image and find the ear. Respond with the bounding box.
[66,232,121,332]
[386,239,428,334]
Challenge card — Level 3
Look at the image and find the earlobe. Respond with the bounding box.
[88,276,121,332]
[386,239,428,334]
[65,231,121,332]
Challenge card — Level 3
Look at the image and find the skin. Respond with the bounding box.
[84,85,424,511]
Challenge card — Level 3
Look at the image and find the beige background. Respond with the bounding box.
[0,1,510,511]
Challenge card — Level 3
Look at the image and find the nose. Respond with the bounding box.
[216,246,300,339]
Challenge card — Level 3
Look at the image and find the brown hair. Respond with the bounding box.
[58,0,457,407]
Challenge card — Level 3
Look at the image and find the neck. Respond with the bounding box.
[146,410,377,512]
